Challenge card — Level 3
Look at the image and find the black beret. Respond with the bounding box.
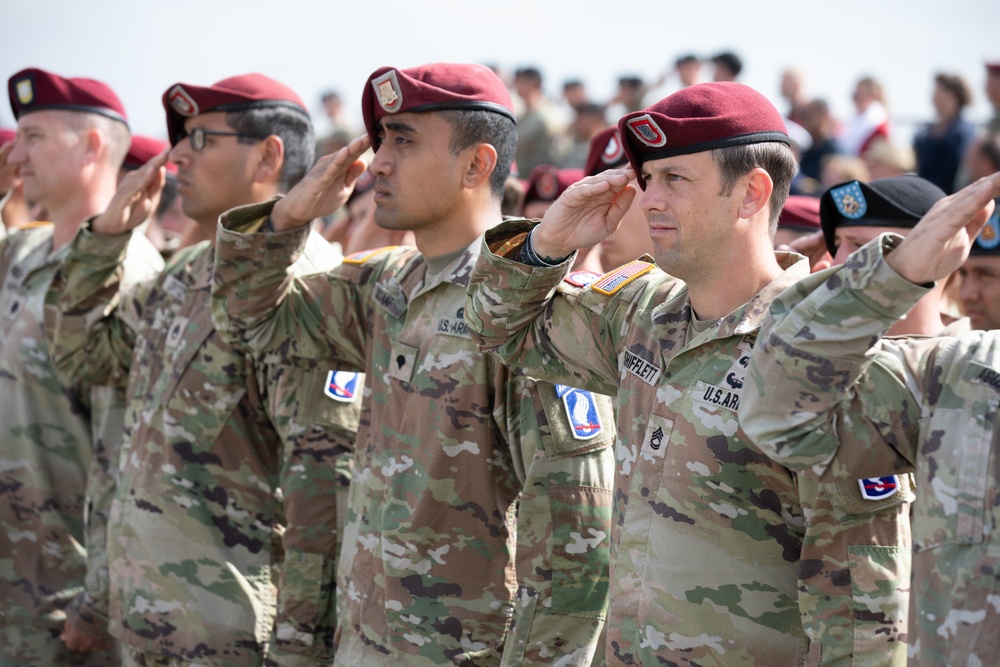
[820,175,946,255]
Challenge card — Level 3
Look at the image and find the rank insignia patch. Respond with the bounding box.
[167,85,199,117]
[556,384,603,440]
[831,181,868,220]
[626,114,667,148]
[975,213,1000,250]
[372,70,403,114]
[591,260,654,295]
[858,475,899,500]
[324,370,360,402]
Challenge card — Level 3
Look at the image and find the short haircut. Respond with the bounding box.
[712,142,797,235]
[934,73,973,109]
[226,106,315,192]
[675,54,699,67]
[515,68,542,85]
[61,110,131,169]
[438,109,518,200]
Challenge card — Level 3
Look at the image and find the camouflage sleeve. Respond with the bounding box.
[498,369,616,666]
[740,234,933,478]
[260,358,361,666]
[45,222,147,388]
[465,219,621,395]
[212,199,367,369]
[63,384,126,638]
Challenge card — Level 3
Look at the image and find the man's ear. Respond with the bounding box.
[254,135,285,184]
[738,167,774,220]
[462,143,498,189]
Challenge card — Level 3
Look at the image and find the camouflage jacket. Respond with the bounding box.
[0,225,161,634]
[45,222,355,666]
[211,199,617,666]
[465,219,912,666]
[741,234,1000,667]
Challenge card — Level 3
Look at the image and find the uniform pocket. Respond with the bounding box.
[549,484,613,618]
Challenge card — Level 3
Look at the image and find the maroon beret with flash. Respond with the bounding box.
[584,126,628,177]
[523,165,584,204]
[618,82,788,189]
[123,134,177,174]
[162,73,309,146]
[8,67,128,127]
[362,63,515,150]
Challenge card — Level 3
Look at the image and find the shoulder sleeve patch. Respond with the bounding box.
[343,245,398,265]
[564,270,601,288]
[591,260,654,295]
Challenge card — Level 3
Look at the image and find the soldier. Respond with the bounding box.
[819,175,961,335]
[740,171,1000,666]
[210,62,616,665]
[465,82,912,664]
[0,67,163,666]
[44,74,357,667]
[958,204,1000,330]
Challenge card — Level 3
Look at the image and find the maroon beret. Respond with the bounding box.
[987,62,1000,75]
[8,67,128,127]
[0,128,15,145]
[123,134,176,174]
[584,126,628,177]
[362,63,515,150]
[618,82,789,189]
[162,73,308,146]
[778,195,821,231]
[523,165,584,204]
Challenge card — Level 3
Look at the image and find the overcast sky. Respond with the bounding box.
[3,0,998,144]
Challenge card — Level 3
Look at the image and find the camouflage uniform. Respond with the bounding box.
[741,234,1000,667]
[0,225,162,666]
[211,199,616,666]
[45,221,355,667]
[465,219,912,666]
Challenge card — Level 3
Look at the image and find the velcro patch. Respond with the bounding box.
[324,370,360,402]
[970,363,1000,394]
[344,245,397,265]
[591,260,653,295]
[621,348,662,386]
[858,475,899,500]
[555,384,603,440]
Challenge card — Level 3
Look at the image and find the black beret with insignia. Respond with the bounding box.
[820,175,946,255]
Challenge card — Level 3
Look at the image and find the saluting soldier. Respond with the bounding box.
[740,171,1000,666]
[210,62,616,666]
[465,82,913,665]
[44,74,357,667]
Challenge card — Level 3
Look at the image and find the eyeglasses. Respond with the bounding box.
[181,127,267,151]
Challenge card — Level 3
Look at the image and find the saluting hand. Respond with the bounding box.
[886,171,1000,284]
[0,142,20,196]
[91,148,168,236]
[532,166,636,261]
[270,135,371,232]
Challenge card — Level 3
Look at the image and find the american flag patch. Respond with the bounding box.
[344,245,397,265]
[591,260,654,295]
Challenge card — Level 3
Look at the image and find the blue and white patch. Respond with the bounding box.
[324,370,360,403]
[555,384,603,440]
[858,475,899,500]
[831,181,868,220]
[975,212,1000,250]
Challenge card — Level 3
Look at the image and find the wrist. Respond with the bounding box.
[520,227,572,267]
[270,198,308,232]
[528,226,572,263]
